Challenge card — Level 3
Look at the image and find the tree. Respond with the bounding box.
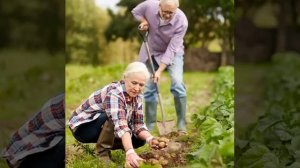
[235,0,300,57]
[181,0,234,65]
[66,0,108,65]
[105,0,144,42]
[0,0,64,52]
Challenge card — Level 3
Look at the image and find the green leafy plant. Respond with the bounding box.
[189,66,234,167]
[236,52,300,167]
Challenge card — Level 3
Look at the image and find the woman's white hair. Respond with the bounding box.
[123,62,150,80]
[160,0,179,7]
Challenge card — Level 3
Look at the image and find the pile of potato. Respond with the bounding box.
[146,151,171,166]
[150,137,170,150]
[143,137,170,167]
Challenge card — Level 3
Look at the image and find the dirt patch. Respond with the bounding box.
[156,120,176,135]
[139,131,194,168]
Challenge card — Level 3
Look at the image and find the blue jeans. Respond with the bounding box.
[144,54,186,102]
[73,113,108,143]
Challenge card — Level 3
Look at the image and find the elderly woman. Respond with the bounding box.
[68,62,155,168]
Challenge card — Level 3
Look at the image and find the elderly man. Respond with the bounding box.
[132,0,188,134]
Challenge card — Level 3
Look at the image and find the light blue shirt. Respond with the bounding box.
[132,0,188,65]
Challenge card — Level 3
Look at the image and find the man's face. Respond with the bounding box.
[159,2,177,21]
[124,72,146,97]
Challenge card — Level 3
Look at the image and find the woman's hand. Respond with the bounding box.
[146,136,157,148]
[125,150,144,168]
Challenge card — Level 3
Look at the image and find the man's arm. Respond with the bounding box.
[131,1,148,21]
[153,24,188,83]
[160,23,188,65]
[132,1,150,31]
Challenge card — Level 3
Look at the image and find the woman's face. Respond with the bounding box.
[124,72,147,97]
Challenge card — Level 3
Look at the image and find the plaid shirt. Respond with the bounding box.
[1,94,65,168]
[68,80,148,138]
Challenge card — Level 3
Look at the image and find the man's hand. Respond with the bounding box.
[138,20,149,31]
[125,150,144,168]
[153,63,167,83]
[153,70,162,83]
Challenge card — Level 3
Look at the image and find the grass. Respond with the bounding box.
[66,63,216,167]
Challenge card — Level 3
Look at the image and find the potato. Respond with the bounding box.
[158,156,165,162]
[158,156,168,166]
[157,137,163,141]
[159,137,170,143]
[153,154,160,159]
[152,139,159,145]
[148,152,154,158]
[148,158,155,163]
[149,159,159,165]
[164,153,171,159]
[159,142,166,148]
[150,137,169,150]
[160,160,169,166]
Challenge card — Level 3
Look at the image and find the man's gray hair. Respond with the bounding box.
[160,0,179,7]
[123,62,150,80]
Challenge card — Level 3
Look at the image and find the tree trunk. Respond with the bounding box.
[221,40,227,66]
[220,31,232,66]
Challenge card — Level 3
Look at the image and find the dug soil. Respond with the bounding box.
[139,131,195,168]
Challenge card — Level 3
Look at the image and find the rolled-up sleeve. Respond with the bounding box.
[103,93,131,138]
[161,23,188,65]
[131,1,148,21]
